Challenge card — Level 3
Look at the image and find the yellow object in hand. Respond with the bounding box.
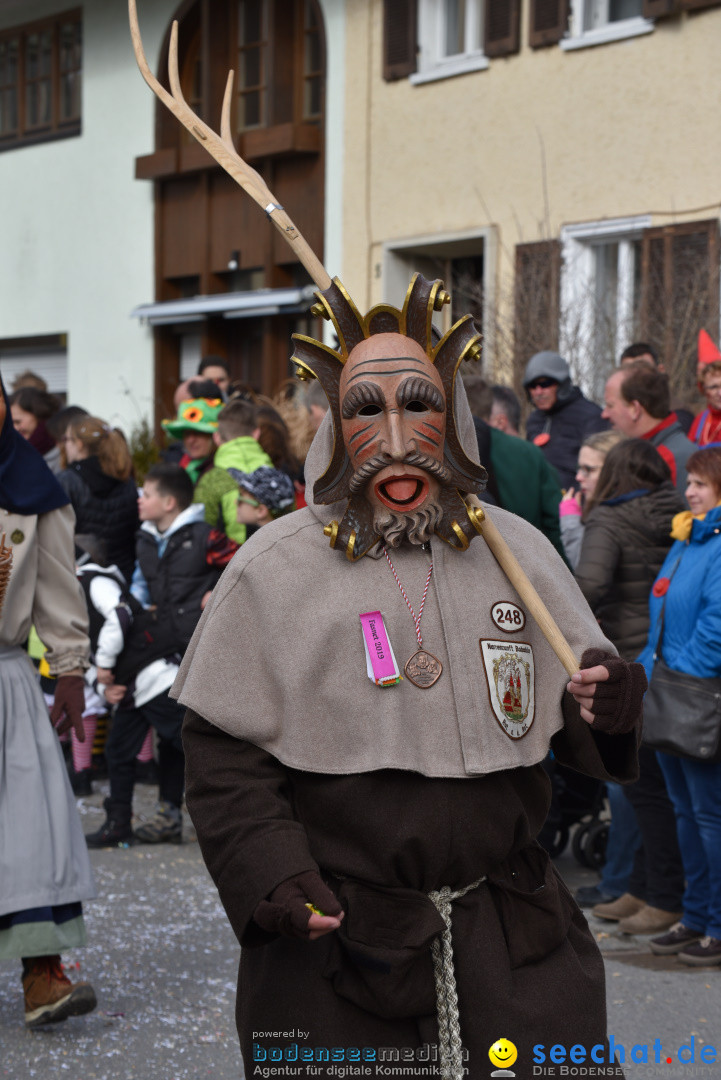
[305,902,325,917]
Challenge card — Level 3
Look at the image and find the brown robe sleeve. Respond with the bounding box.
[183,708,319,947]
[551,691,640,784]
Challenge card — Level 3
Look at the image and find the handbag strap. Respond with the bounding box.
[652,551,685,663]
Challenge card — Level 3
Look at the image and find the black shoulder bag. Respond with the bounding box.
[642,553,721,762]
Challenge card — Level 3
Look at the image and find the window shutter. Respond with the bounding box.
[642,0,681,16]
[513,240,561,392]
[640,219,720,402]
[528,0,570,47]
[484,0,520,57]
[383,0,417,81]
[679,0,721,11]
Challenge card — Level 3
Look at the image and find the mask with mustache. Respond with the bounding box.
[292,274,488,559]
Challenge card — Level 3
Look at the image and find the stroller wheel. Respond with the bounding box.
[584,821,609,869]
[572,821,592,866]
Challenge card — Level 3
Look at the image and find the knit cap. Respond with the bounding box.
[228,465,295,517]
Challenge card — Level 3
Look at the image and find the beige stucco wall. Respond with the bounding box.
[340,0,721,361]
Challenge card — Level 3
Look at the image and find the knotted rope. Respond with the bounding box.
[428,877,487,1080]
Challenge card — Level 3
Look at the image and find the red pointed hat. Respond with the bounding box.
[698,328,721,366]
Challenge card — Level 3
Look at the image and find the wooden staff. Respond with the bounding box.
[129,1,581,678]
[468,498,580,676]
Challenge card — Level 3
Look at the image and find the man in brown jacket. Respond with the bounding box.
[174,276,643,1079]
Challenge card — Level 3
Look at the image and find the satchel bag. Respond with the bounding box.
[642,554,721,762]
[643,658,721,761]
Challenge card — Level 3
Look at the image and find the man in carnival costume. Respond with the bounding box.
[127,9,643,1073]
[173,276,644,1079]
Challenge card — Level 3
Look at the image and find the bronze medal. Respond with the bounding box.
[404,649,443,689]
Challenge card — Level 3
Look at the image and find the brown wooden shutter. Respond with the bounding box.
[383,0,417,81]
[642,0,681,16]
[679,0,721,11]
[528,0,570,47]
[484,0,521,57]
[639,219,720,403]
[513,240,561,392]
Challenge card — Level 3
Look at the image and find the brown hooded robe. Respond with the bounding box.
[176,400,635,1080]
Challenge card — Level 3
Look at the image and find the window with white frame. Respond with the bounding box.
[559,217,650,400]
[563,0,653,49]
[411,0,487,83]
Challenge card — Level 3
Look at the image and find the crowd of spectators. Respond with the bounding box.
[3,329,721,1030]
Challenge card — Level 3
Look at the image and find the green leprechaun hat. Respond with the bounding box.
[162,397,223,438]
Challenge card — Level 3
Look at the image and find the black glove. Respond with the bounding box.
[580,649,647,736]
[253,870,343,939]
[50,675,87,742]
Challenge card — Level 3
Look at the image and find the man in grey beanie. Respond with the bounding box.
[523,351,607,489]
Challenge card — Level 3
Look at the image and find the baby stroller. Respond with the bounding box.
[537,754,609,868]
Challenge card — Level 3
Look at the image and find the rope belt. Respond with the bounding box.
[428,877,487,1080]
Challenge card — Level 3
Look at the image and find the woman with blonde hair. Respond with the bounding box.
[59,417,139,582]
[559,428,625,569]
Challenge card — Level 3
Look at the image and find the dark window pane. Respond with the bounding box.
[61,70,80,121]
[39,30,52,75]
[59,22,81,72]
[0,38,19,83]
[38,78,51,124]
[445,0,466,55]
[241,89,260,128]
[304,75,320,118]
[241,1,263,43]
[610,0,643,17]
[26,81,37,125]
[0,87,18,134]
[242,46,261,87]
[305,29,321,72]
[26,34,39,80]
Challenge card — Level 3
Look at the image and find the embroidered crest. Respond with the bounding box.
[490,601,526,634]
[480,639,535,738]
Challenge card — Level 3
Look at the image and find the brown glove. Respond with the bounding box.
[49,675,87,742]
[253,871,343,939]
[580,649,647,736]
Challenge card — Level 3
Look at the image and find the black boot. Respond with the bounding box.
[69,767,93,797]
[85,798,133,848]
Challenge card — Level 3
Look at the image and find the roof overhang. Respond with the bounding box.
[130,285,317,327]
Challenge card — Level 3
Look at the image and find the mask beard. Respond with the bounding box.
[372,499,444,548]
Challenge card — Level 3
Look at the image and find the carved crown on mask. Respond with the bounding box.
[291,273,488,560]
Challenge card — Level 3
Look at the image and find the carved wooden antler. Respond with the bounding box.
[128,0,331,292]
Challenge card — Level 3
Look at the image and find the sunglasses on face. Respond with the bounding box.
[528,378,557,391]
[237,494,260,507]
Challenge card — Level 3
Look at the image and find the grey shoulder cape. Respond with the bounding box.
[172,397,614,778]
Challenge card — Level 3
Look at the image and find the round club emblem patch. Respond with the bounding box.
[491,601,526,634]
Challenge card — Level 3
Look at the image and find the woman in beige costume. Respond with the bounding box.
[0,379,97,1027]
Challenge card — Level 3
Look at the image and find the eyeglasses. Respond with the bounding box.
[576,464,600,475]
[237,494,260,508]
[528,378,557,391]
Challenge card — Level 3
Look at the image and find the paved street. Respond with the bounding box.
[1,785,719,1080]
[0,782,243,1080]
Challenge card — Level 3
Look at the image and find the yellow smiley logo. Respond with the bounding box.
[489,1039,518,1069]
